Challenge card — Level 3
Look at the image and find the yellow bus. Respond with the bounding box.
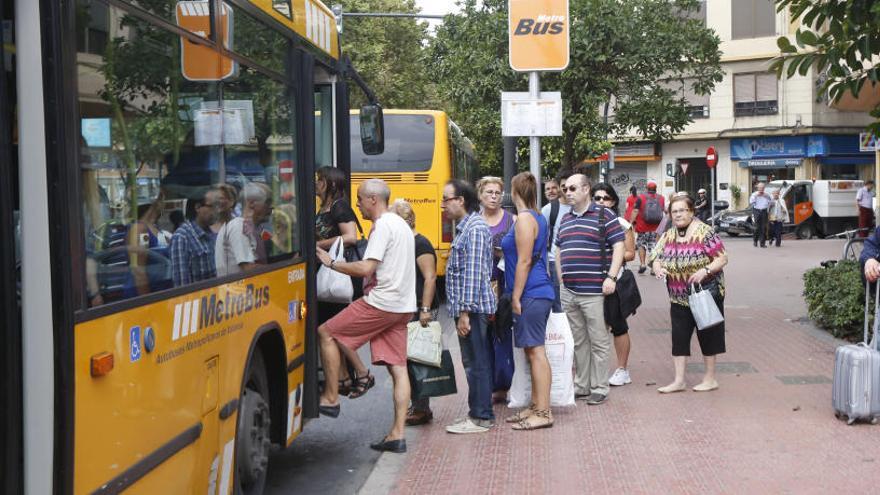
[349,109,479,277]
[3,1,382,493]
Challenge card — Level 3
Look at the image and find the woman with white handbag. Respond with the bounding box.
[315,166,374,399]
[649,194,729,394]
[388,200,442,427]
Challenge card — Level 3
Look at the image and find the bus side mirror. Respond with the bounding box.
[360,103,384,155]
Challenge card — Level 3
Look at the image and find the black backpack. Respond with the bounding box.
[547,199,560,251]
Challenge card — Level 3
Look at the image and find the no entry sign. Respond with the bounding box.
[706,146,718,169]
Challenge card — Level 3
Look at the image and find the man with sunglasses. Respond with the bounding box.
[555,174,625,405]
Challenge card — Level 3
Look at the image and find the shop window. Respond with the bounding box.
[732,0,776,39]
[822,165,859,180]
[734,73,778,116]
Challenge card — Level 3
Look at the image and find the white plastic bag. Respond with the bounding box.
[688,283,723,330]
[317,237,353,303]
[406,320,442,367]
[508,311,576,408]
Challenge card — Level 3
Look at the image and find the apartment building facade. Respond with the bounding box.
[606,0,876,209]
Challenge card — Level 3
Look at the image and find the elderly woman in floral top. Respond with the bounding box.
[649,194,728,394]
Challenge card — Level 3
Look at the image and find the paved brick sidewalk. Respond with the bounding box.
[364,239,880,494]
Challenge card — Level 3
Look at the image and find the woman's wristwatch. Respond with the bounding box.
[420,307,432,313]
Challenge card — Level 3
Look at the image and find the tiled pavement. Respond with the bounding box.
[361,238,880,494]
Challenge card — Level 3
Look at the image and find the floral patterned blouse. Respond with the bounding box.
[648,221,726,307]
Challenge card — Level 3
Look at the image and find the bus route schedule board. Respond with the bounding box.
[508,0,570,72]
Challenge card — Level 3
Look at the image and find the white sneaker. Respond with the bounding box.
[446,417,492,434]
[609,367,632,386]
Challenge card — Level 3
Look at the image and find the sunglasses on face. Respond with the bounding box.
[563,185,581,193]
[593,195,612,202]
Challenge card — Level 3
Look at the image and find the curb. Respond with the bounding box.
[357,425,423,494]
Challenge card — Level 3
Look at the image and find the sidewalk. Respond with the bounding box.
[361,238,880,494]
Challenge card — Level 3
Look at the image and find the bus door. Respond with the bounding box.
[0,0,23,490]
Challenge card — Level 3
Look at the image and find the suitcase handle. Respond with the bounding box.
[866,280,880,349]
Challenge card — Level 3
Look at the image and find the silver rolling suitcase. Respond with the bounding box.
[832,281,880,425]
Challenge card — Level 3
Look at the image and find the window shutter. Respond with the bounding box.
[756,73,777,101]
[734,74,755,103]
[683,79,709,106]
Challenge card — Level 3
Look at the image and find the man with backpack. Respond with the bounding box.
[629,179,665,274]
[542,168,573,312]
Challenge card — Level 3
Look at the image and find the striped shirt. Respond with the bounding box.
[170,220,217,286]
[556,204,625,295]
[446,211,497,317]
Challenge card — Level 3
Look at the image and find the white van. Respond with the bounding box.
[767,179,862,238]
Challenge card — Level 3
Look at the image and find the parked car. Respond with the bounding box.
[716,208,754,237]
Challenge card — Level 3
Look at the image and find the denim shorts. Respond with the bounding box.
[513,297,552,348]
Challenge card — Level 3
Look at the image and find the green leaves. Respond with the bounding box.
[772,0,880,133]
[803,260,867,341]
[428,0,722,176]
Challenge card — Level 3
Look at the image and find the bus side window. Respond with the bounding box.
[77,2,220,306]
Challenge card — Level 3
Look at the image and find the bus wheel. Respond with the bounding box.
[796,222,815,240]
[236,348,271,494]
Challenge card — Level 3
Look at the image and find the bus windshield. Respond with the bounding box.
[349,114,435,172]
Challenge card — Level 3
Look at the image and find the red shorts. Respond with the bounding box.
[322,298,412,366]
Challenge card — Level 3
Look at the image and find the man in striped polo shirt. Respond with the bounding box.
[554,174,625,405]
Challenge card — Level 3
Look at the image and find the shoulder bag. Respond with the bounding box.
[316,237,354,303]
[599,209,642,320]
[343,217,369,299]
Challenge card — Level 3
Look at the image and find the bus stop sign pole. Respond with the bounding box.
[508,0,570,209]
[529,72,541,208]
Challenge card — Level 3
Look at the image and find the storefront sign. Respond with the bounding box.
[730,136,810,160]
[738,159,802,169]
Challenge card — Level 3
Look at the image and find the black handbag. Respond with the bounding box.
[408,350,458,399]
[599,209,642,319]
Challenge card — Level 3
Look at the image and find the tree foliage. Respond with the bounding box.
[771,0,880,134]
[336,0,438,108]
[429,0,723,177]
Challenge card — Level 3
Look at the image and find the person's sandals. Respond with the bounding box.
[338,377,353,397]
[511,408,553,431]
[505,403,536,423]
[405,408,434,426]
[348,370,375,399]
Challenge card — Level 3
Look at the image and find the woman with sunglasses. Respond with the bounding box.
[590,183,637,386]
[502,172,555,430]
[649,194,728,393]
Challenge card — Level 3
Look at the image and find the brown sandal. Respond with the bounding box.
[505,403,536,423]
[511,408,554,431]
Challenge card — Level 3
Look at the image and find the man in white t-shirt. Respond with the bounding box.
[214,182,272,276]
[316,179,415,453]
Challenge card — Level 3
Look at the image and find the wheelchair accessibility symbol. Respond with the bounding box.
[130,326,142,363]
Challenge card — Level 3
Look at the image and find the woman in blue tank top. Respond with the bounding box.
[500,172,555,431]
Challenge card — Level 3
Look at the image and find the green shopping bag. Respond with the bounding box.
[408,350,457,399]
